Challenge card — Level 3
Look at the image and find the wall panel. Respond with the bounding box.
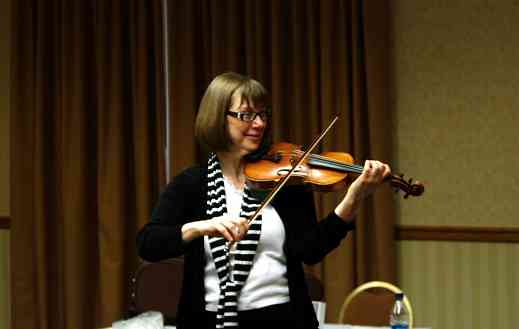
[398,241,519,329]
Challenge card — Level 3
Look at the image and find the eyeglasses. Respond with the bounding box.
[226,110,269,123]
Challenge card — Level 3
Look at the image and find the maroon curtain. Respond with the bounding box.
[10,0,165,328]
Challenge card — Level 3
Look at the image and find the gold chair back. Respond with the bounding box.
[337,281,414,329]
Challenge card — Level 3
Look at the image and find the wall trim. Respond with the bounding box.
[396,225,519,243]
[3,219,519,241]
[0,216,10,230]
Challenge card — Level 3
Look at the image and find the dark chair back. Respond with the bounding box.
[129,258,184,325]
[304,270,324,301]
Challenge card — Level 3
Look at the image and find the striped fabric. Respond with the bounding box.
[206,154,263,329]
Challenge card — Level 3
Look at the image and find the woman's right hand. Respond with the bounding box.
[181,216,249,242]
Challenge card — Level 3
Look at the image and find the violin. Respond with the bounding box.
[245,142,424,199]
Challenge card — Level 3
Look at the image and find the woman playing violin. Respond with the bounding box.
[136,72,391,329]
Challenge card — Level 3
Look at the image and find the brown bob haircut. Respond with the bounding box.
[195,72,272,159]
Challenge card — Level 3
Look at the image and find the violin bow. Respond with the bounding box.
[246,116,339,225]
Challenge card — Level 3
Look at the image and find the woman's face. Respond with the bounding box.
[226,94,268,158]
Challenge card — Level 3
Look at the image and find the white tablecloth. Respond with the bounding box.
[106,324,430,329]
[107,311,430,329]
[106,323,431,329]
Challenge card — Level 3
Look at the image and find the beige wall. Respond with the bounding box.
[391,1,519,329]
[391,0,519,228]
[0,0,10,327]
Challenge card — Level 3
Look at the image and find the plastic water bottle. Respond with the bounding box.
[390,292,409,329]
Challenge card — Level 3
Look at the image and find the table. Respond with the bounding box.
[105,325,430,329]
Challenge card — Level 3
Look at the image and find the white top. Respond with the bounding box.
[203,177,290,311]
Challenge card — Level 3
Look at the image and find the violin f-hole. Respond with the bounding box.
[277,168,306,177]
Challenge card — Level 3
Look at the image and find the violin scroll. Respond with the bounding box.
[390,174,425,198]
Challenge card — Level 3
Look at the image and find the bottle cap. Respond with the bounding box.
[395,292,404,300]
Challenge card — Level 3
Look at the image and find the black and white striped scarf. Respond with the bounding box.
[206,153,263,329]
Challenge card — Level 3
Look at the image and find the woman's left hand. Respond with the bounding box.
[334,160,391,221]
[349,160,391,199]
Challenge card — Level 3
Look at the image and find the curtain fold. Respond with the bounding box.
[10,0,165,328]
[165,0,395,322]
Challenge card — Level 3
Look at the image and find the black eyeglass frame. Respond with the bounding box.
[225,109,270,122]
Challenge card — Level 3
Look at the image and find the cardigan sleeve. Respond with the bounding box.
[136,166,205,262]
[279,186,355,265]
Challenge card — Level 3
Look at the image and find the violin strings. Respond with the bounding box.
[309,155,364,174]
[309,153,363,172]
[290,150,364,174]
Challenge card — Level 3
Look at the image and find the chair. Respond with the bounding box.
[337,281,414,329]
[304,270,324,301]
[129,258,184,325]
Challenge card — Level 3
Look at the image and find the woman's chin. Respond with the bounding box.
[240,142,261,155]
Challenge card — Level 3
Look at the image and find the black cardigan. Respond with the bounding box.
[136,165,355,329]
